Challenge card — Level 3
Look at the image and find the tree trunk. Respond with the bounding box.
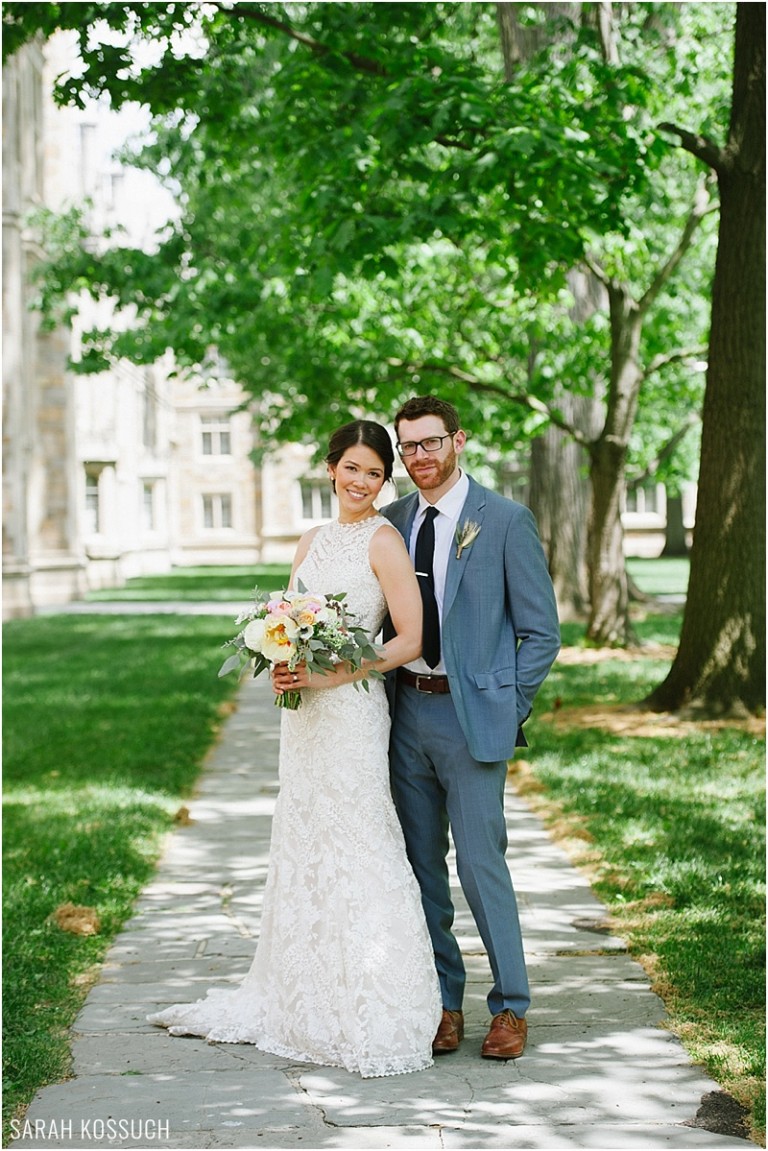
[529,385,602,620]
[585,284,643,645]
[499,1,696,646]
[496,2,579,78]
[647,3,765,716]
[529,422,590,620]
[587,438,633,643]
[498,2,596,621]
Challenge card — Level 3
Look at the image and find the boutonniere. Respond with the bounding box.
[455,519,481,559]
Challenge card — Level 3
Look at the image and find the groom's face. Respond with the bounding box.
[397,415,466,495]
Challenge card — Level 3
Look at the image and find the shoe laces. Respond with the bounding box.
[495,1009,520,1028]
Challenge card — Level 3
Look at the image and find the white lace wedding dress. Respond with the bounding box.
[148,516,442,1077]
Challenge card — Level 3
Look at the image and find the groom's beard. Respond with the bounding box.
[405,448,458,493]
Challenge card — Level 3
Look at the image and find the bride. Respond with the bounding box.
[148,419,442,1077]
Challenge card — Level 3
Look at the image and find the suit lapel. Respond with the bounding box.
[389,492,419,547]
[443,477,486,620]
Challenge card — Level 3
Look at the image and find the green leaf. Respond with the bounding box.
[218,653,243,678]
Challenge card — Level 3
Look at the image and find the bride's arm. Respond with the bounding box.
[272,525,421,695]
[367,524,422,671]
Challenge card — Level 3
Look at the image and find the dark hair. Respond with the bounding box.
[325,419,395,483]
[394,395,460,436]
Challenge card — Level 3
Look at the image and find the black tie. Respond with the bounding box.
[415,506,440,669]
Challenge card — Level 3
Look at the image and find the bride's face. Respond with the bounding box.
[329,445,387,520]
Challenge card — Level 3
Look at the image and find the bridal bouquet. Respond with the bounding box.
[218,582,383,709]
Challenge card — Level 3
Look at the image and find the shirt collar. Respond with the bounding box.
[417,470,469,521]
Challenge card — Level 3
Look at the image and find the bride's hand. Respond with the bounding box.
[271,662,310,696]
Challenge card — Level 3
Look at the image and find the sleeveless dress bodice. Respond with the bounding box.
[296,516,389,636]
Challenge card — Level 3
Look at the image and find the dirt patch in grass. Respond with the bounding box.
[556,642,679,664]
[548,646,765,739]
[547,703,765,738]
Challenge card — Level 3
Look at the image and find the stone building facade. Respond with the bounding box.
[3,39,85,616]
[166,370,263,568]
[2,33,275,617]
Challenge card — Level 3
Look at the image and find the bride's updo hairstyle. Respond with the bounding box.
[325,420,395,487]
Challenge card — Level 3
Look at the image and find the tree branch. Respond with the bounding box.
[596,1,619,66]
[385,357,594,446]
[215,2,473,151]
[638,178,717,316]
[657,121,725,173]
[582,251,611,289]
[641,346,708,383]
[215,2,387,76]
[626,410,700,489]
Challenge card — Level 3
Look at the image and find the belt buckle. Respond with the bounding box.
[416,674,433,693]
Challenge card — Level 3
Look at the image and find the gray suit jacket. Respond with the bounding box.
[382,475,560,763]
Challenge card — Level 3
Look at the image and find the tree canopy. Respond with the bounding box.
[8,2,724,450]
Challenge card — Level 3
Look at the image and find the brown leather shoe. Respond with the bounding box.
[432,1008,464,1054]
[481,1010,527,1059]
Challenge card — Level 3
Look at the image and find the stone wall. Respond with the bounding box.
[2,42,86,617]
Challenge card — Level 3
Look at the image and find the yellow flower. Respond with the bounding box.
[455,519,481,559]
[261,615,300,663]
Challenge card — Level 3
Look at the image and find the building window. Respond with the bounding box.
[625,485,660,515]
[84,470,101,534]
[142,482,156,531]
[142,378,158,448]
[300,480,333,521]
[202,493,233,529]
[78,123,96,196]
[103,170,124,209]
[201,414,232,456]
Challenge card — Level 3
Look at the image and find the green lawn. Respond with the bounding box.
[85,564,292,602]
[626,555,690,596]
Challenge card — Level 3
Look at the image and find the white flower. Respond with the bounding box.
[242,618,266,653]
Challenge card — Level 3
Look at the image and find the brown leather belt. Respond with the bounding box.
[398,669,451,694]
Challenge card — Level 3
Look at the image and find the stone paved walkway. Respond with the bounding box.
[12,675,753,1150]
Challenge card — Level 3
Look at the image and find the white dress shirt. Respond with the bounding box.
[406,470,470,675]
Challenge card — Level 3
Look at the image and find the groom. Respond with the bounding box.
[382,395,560,1060]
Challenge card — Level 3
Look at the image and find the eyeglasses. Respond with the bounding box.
[396,434,455,458]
